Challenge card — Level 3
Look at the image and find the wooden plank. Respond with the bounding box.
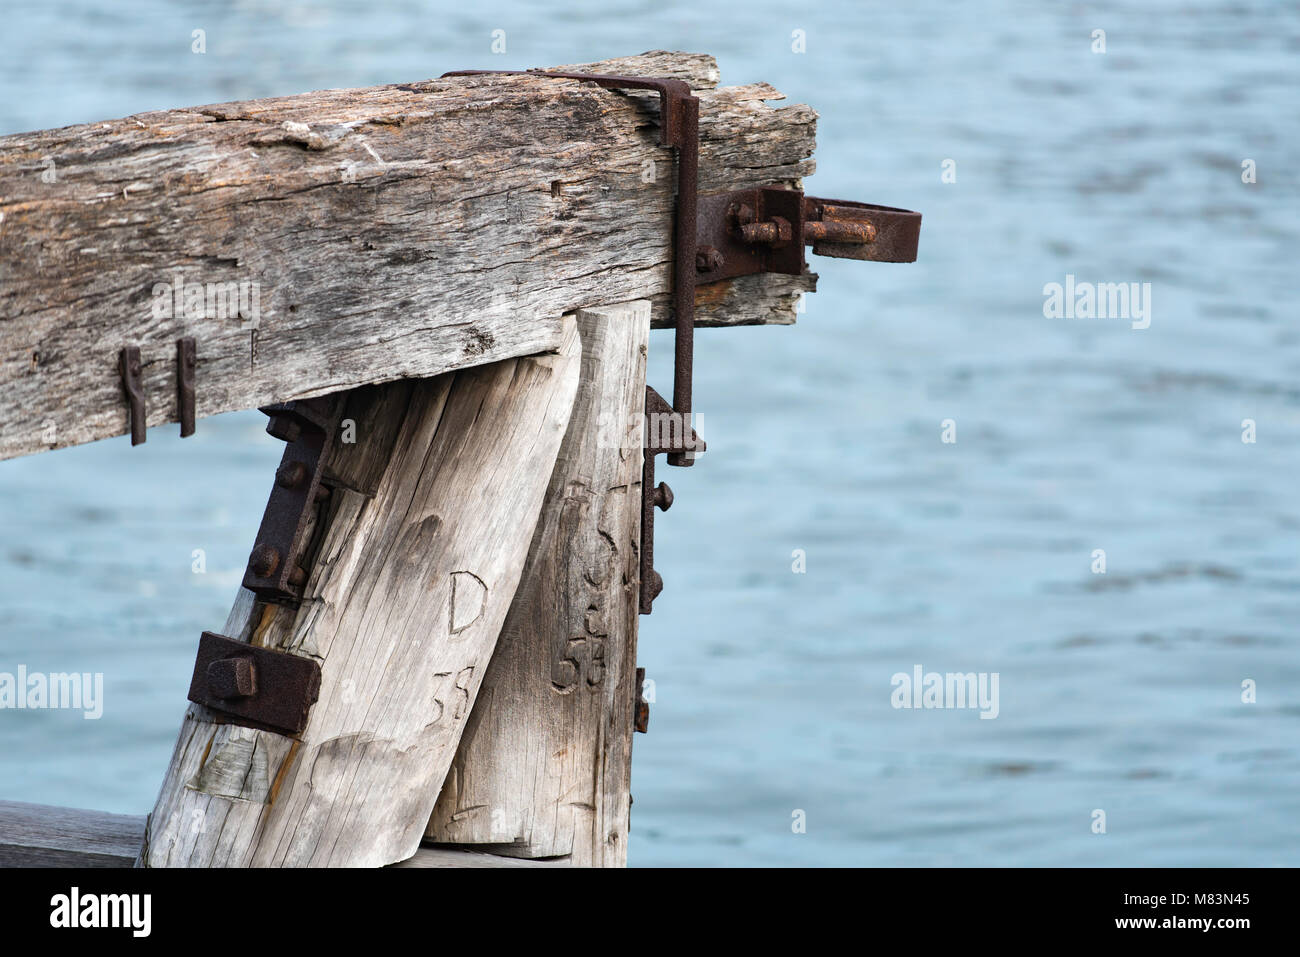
[0,801,561,868]
[426,301,648,865]
[0,800,145,868]
[141,319,582,867]
[0,52,816,463]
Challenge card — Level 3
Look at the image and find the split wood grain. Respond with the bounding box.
[426,301,648,865]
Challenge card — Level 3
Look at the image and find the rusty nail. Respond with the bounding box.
[119,346,145,446]
[207,656,256,700]
[177,337,196,438]
[249,543,281,578]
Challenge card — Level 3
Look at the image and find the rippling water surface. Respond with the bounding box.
[1,0,1297,866]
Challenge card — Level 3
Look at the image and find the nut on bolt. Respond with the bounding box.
[653,482,673,511]
[207,656,256,700]
[695,246,724,273]
[249,543,281,578]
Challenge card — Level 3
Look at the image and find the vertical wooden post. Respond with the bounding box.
[426,301,649,866]
[141,319,582,867]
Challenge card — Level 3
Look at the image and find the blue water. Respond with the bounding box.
[2,0,1297,866]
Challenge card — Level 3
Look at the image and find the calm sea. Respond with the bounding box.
[1,0,1297,865]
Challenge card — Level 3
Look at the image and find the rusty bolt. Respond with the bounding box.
[207,656,256,700]
[276,460,308,489]
[646,569,664,601]
[314,484,331,503]
[805,219,877,244]
[695,246,724,273]
[653,482,673,511]
[740,216,793,246]
[249,543,281,578]
[288,566,307,587]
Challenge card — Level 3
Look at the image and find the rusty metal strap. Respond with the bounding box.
[442,68,702,468]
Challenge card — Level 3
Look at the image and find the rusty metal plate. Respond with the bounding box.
[242,395,343,603]
[186,631,321,736]
[695,188,808,283]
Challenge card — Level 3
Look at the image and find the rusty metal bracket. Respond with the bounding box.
[241,395,344,604]
[634,666,650,733]
[186,631,321,736]
[695,187,922,284]
[640,386,705,614]
[444,68,921,615]
[443,68,702,468]
[176,337,196,437]
[119,346,145,446]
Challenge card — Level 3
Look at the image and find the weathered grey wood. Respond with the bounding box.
[0,801,562,868]
[394,845,570,868]
[426,301,648,865]
[0,52,816,462]
[0,800,145,867]
[141,319,582,867]
[554,51,720,88]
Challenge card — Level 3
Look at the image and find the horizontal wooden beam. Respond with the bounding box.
[0,51,816,462]
[0,801,567,867]
[0,800,145,867]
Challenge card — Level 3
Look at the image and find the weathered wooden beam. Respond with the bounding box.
[0,801,564,868]
[0,51,816,462]
[426,301,648,865]
[141,320,581,867]
[0,800,145,867]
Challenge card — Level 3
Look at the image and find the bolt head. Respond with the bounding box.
[653,482,674,511]
[249,543,281,579]
[695,246,724,273]
[727,202,756,227]
[207,656,256,700]
[276,460,308,489]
